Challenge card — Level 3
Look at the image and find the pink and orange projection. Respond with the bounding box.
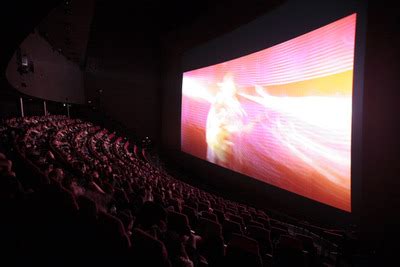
[181,14,357,212]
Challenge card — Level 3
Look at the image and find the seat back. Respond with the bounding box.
[247,220,264,229]
[225,234,262,267]
[247,225,272,255]
[201,211,218,223]
[223,219,243,243]
[167,211,191,236]
[271,226,288,244]
[182,205,198,229]
[196,218,225,266]
[273,235,305,267]
[197,217,222,237]
[131,228,171,267]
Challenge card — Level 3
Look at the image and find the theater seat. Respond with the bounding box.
[247,220,265,229]
[247,225,272,255]
[255,216,271,230]
[130,228,171,267]
[240,212,253,225]
[167,211,191,236]
[273,235,306,267]
[296,234,318,266]
[201,211,218,223]
[197,217,222,237]
[226,212,245,228]
[196,218,225,266]
[182,205,198,229]
[213,209,226,224]
[223,219,243,243]
[271,227,288,244]
[225,234,263,267]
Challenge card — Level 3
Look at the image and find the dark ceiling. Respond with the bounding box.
[0,0,283,83]
[37,0,96,66]
[32,0,283,67]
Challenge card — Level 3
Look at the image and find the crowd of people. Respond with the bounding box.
[0,115,342,266]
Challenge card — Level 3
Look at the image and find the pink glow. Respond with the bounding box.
[181,14,356,212]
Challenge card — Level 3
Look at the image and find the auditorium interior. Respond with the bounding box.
[0,0,399,266]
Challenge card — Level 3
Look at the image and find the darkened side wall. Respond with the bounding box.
[84,3,161,142]
[359,1,400,256]
[6,31,85,104]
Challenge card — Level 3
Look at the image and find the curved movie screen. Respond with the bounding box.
[181,14,356,212]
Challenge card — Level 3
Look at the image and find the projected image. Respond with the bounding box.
[181,14,356,212]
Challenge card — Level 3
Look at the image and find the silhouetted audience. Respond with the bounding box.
[0,116,349,266]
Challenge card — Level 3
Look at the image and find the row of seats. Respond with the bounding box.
[0,115,344,266]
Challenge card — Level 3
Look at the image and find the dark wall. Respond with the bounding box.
[160,0,400,252]
[0,75,71,119]
[359,1,400,257]
[0,84,20,119]
[6,31,85,104]
[84,2,161,143]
